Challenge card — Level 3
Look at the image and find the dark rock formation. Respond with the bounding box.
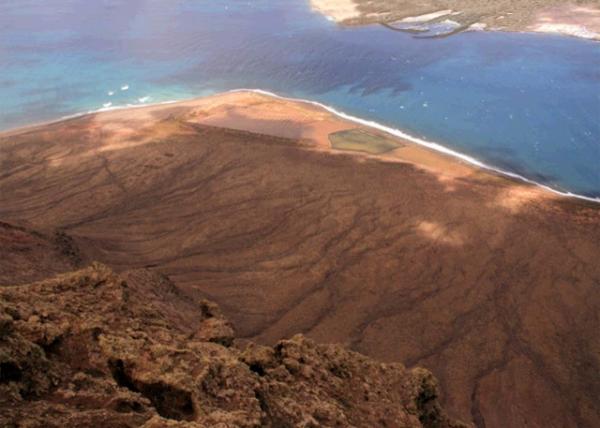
[0,264,467,427]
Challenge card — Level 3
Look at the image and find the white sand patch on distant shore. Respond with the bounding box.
[401,10,453,23]
[441,19,461,28]
[530,5,600,40]
[310,0,359,22]
[469,23,488,31]
[532,23,600,39]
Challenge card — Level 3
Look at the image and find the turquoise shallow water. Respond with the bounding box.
[1,0,599,198]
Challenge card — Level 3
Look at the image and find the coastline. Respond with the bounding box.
[309,0,600,41]
[2,4,599,426]
[1,88,599,205]
[3,82,600,428]
[243,89,600,204]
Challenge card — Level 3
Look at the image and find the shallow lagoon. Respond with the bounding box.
[1,0,599,197]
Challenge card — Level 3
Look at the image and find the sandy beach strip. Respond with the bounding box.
[3,89,589,207]
[0,89,522,184]
[309,0,359,22]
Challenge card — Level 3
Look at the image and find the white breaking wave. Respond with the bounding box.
[121,85,129,91]
[138,96,151,103]
[108,91,115,96]
[102,102,112,108]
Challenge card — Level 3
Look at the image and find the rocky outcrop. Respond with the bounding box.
[0,264,466,427]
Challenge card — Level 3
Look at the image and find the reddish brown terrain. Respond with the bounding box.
[1,91,599,427]
[0,221,82,285]
[1,263,464,427]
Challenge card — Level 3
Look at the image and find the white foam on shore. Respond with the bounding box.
[6,89,599,204]
[55,99,179,120]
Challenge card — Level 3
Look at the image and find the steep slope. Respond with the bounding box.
[0,221,82,286]
[0,264,465,428]
[1,92,599,427]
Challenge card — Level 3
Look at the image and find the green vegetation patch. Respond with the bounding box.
[329,129,402,155]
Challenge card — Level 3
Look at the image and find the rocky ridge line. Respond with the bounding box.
[0,263,467,428]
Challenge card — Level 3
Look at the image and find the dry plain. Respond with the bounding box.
[1,91,599,427]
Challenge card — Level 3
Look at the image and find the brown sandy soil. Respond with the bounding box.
[1,91,599,427]
[1,263,465,427]
[0,221,83,286]
[311,0,358,21]
[311,0,600,39]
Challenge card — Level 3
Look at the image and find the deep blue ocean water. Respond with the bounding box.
[1,0,599,198]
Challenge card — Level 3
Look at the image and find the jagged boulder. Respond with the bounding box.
[0,264,468,427]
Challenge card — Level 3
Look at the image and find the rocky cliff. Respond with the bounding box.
[0,263,466,428]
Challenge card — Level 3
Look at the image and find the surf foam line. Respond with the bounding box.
[3,88,598,204]
[55,100,180,121]
[0,99,181,137]
[229,88,600,204]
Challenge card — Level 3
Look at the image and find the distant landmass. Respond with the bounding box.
[311,0,600,40]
